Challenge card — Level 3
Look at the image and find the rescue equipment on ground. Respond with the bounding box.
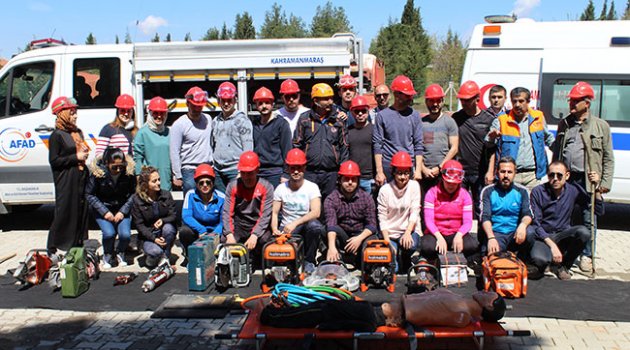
[114,272,138,286]
[406,257,440,294]
[214,243,250,289]
[359,240,396,293]
[439,252,469,287]
[60,247,90,298]
[187,233,218,291]
[142,258,175,293]
[13,249,55,286]
[482,251,528,298]
[261,234,304,293]
[302,260,360,292]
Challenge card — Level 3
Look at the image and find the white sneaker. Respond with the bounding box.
[578,256,592,273]
[117,253,128,267]
[102,255,112,269]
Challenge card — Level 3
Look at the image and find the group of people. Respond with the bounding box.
[46,75,613,281]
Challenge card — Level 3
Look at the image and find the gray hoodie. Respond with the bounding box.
[211,110,253,173]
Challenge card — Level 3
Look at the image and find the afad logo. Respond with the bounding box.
[0,128,36,162]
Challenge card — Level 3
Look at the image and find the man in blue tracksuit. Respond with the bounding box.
[480,156,535,259]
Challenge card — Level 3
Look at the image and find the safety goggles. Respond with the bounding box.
[442,167,465,182]
[548,172,564,180]
[186,91,208,104]
[217,85,236,99]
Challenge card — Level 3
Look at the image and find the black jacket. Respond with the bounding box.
[131,190,177,242]
[293,109,349,171]
[85,155,136,217]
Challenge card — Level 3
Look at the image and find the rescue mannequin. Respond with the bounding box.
[381,289,506,328]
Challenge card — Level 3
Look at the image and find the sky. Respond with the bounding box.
[0,0,615,59]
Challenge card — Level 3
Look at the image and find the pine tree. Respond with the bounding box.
[234,12,256,39]
[599,0,609,20]
[310,1,353,37]
[580,0,596,20]
[166,33,172,42]
[124,29,132,44]
[624,0,630,19]
[220,23,231,40]
[184,33,192,41]
[115,35,120,44]
[202,27,220,40]
[151,33,160,42]
[607,0,617,19]
[427,29,466,111]
[85,33,96,45]
[260,3,307,39]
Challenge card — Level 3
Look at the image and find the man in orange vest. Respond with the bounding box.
[487,87,555,189]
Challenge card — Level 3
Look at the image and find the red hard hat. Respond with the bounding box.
[441,160,464,184]
[390,75,417,96]
[115,94,135,109]
[238,151,260,172]
[338,74,357,88]
[338,160,361,177]
[457,81,480,99]
[424,84,445,99]
[217,82,237,100]
[51,96,78,114]
[194,163,216,180]
[390,151,413,169]
[148,96,168,112]
[350,95,369,111]
[280,79,300,94]
[253,87,274,103]
[285,148,307,166]
[186,86,208,106]
[568,82,595,100]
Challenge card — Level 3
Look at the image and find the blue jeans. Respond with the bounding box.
[181,168,197,195]
[388,232,421,273]
[142,223,176,259]
[359,178,374,194]
[484,230,535,261]
[95,217,131,256]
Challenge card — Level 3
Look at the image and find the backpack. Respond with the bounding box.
[482,251,528,298]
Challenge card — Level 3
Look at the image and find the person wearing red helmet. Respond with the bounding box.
[134,96,172,190]
[179,163,225,253]
[421,159,479,267]
[551,81,614,273]
[223,151,274,254]
[377,151,421,272]
[336,74,359,127]
[373,75,424,186]
[452,80,496,220]
[47,96,90,254]
[323,160,378,264]
[170,86,214,194]
[347,95,375,194]
[211,81,254,193]
[277,79,310,134]
[95,94,138,157]
[271,149,324,273]
[251,86,292,188]
[420,83,459,192]
[487,87,555,190]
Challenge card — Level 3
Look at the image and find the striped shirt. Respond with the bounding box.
[96,124,133,156]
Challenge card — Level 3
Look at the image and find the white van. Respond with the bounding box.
[0,35,381,213]
[462,18,630,203]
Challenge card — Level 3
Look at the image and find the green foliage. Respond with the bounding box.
[260,3,307,39]
[234,12,256,39]
[622,0,630,19]
[607,1,617,19]
[220,23,232,40]
[166,33,172,42]
[85,32,96,45]
[202,27,220,40]
[115,35,120,44]
[370,0,431,90]
[580,0,596,20]
[184,32,192,41]
[599,0,609,20]
[124,30,132,44]
[151,33,160,42]
[427,29,466,111]
[310,1,353,37]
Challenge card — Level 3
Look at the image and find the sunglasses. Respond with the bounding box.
[548,172,564,180]
[283,93,299,100]
[111,165,126,172]
[353,108,368,115]
[197,179,213,187]
[376,93,389,98]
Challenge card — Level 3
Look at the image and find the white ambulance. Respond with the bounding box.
[0,35,381,213]
[462,17,630,203]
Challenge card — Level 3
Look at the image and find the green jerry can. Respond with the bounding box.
[60,247,89,297]
[187,234,218,291]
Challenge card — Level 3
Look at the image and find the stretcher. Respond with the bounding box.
[215,299,531,350]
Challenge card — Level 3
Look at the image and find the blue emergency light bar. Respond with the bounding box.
[610,37,630,46]
[482,38,500,47]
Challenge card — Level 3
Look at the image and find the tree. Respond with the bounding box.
[151,33,160,42]
[202,27,220,40]
[624,0,630,19]
[184,32,192,41]
[260,3,307,39]
[234,12,256,39]
[310,1,353,37]
[124,29,132,44]
[427,29,466,111]
[166,33,172,42]
[115,35,120,44]
[220,23,232,40]
[607,0,618,19]
[85,33,96,45]
[580,0,596,20]
[599,0,609,20]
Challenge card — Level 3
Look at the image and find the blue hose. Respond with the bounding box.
[272,283,339,307]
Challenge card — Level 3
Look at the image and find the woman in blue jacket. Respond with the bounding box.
[179,164,224,253]
[86,147,136,268]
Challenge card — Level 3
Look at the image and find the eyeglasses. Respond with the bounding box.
[442,168,465,182]
[548,172,564,180]
[376,93,389,98]
[353,108,368,115]
[283,93,299,100]
[197,179,213,187]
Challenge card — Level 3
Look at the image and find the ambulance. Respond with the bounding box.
[0,34,383,213]
[461,17,630,203]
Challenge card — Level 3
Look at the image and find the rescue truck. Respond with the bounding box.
[0,34,383,213]
[462,17,630,203]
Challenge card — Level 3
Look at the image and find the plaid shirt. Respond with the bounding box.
[324,188,377,235]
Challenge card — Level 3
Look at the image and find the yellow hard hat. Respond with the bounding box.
[311,83,334,98]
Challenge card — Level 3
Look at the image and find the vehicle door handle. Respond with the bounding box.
[35,125,54,133]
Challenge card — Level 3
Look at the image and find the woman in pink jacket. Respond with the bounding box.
[421,160,479,265]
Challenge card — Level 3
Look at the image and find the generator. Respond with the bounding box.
[261,234,304,292]
[406,257,440,294]
[359,240,396,293]
[214,243,250,289]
